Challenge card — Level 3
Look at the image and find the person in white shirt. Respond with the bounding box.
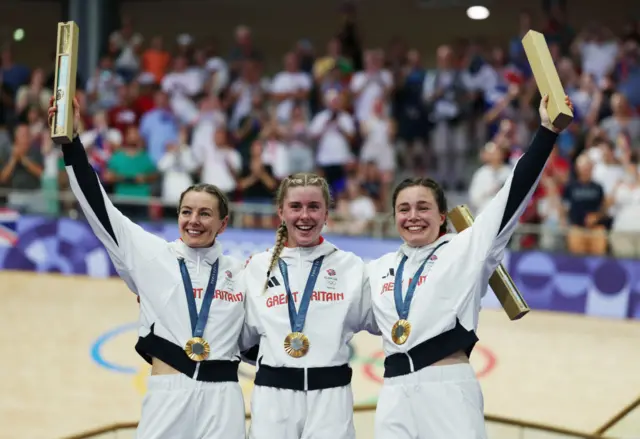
[350,50,393,122]
[48,97,246,439]
[308,90,356,192]
[240,173,379,439]
[607,152,640,258]
[270,52,313,123]
[571,25,619,85]
[592,139,625,222]
[161,55,204,125]
[157,127,199,210]
[195,127,242,197]
[368,95,573,439]
[468,141,512,214]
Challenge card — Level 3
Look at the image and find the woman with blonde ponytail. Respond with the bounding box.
[239,172,379,439]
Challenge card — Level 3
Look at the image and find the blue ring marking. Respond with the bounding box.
[90,322,139,374]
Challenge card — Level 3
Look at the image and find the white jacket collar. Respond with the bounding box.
[398,233,453,262]
[277,236,337,263]
[173,239,223,265]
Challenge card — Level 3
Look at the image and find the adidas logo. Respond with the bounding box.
[267,276,281,289]
[382,268,394,279]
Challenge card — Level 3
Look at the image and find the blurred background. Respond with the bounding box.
[1,0,640,438]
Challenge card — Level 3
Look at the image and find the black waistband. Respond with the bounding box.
[255,361,352,391]
[384,320,478,378]
[135,324,239,382]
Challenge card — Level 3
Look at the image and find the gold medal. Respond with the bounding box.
[284,332,310,358]
[184,337,211,362]
[391,319,411,345]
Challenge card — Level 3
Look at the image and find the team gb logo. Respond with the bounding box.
[324,268,337,289]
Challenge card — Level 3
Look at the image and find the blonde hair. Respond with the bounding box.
[263,173,332,293]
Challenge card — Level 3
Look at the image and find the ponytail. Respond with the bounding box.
[263,222,288,294]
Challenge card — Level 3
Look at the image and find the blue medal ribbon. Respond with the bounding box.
[278,256,325,333]
[394,242,447,320]
[179,258,219,337]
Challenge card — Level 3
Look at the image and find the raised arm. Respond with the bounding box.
[459,95,573,263]
[49,97,167,280]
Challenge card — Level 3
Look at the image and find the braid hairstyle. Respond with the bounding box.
[262,173,332,294]
[263,221,288,293]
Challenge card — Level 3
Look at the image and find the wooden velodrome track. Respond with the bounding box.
[1,270,639,439]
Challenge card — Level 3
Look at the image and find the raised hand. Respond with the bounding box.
[539,94,574,134]
[47,95,82,141]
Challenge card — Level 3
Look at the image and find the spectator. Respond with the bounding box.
[270,52,312,124]
[86,55,125,112]
[334,177,377,235]
[284,103,313,174]
[468,141,511,214]
[228,26,263,79]
[191,94,227,154]
[571,24,618,85]
[358,96,396,206]
[259,121,289,180]
[599,93,640,146]
[0,124,44,211]
[394,48,428,173]
[233,92,265,165]
[237,140,278,229]
[80,110,122,180]
[227,58,270,130]
[161,54,203,125]
[607,152,640,257]
[109,16,144,83]
[157,127,198,212]
[108,84,140,136]
[141,36,171,84]
[538,175,566,251]
[423,44,473,190]
[138,90,179,164]
[614,39,640,109]
[592,139,625,198]
[0,45,30,96]
[563,154,607,255]
[195,127,242,199]
[15,68,50,114]
[104,125,158,218]
[308,90,355,194]
[350,49,393,123]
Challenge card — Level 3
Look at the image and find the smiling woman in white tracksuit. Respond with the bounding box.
[367,95,574,439]
[48,97,247,439]
[239,172,379,439]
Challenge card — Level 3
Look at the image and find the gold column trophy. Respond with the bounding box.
[51,21,80,144]
[448,205,530,321]
[522,29,574,130]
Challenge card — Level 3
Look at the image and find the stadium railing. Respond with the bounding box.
[3,188,639,251]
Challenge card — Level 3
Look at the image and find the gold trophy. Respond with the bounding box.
[521,29,574,130]
[448,205,529,321]
[51,21,80,144]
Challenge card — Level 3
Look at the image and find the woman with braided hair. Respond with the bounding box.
[239,172,379,439]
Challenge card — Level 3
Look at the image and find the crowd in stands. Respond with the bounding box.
[0,4,639,257]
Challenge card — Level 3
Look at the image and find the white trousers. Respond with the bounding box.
[136,374,246,439]
[374,363,487,439]
[248,384,356,439]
